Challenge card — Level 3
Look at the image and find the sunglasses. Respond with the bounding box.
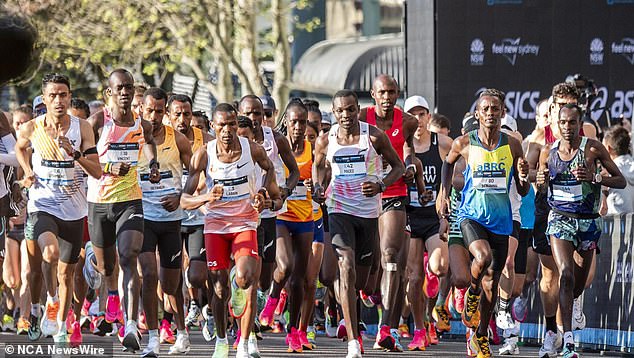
[264,111,273,117]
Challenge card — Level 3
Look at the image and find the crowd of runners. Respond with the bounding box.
[0,69,632,358]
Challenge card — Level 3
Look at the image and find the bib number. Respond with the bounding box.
[106,143,139,164]
[140,171,176,193]
[333,154,366,177]
[552,183,582,202]
[473,169,507,194]
[40,159,75,184]
[214,176,250,202]
[288,183,308,201]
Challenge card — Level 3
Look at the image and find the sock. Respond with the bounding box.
[563,331,574,346]
[469,283,481,296]
[177,329,188,337]
[108,289,118,296]
[149,329,159,339]
[126,319,138,332]
[58,320,67,333]
[249,332,257,342]
[557,325,564,333]
[47,292,59,303]
[436,293,447,307]
[31,304,41,317]
[499,297,511,312]
[216,336,228,345]
[399,316,406,325]
[191,299,199,307]
[381,309,390,327]
[545,315,557,333]
[307,325,315,334]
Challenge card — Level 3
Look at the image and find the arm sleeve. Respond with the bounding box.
[0,134,19,167]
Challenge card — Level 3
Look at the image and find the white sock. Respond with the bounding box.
[58,320,67,333]
[399,317,406,325]
[48,292,59,303]
[31,304,41,317]
[216,336,228,345]
[563,331,574,346]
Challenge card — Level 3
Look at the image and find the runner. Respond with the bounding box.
[402,95,452,350]
[440,89,529,358]
[181,103,280,358]
[536,104,625,358]
[87,68,160,352]
[359,74,418,352]
[313,89,405,358]
[138,87,193,357]
[15,73,102,345]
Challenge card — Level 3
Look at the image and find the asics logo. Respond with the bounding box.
[391,129,400,137]
[394,201,401,208]
[251,250,258,256]
[208,261,217,267]
[263,241,274,253]
[360,252,372,260]
[171,250,182,262]
[162,146,171,151]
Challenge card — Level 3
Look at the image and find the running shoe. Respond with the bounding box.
[407,329,427,351]
[499,336,519,355]
[337,319,347,339]
[423,253,439,298]
[469,332,492,358]
[360,290,374,308]
[185,300,202,327]
[105,293,121,323]
[168,332,191,354]
[432,304,452,332]
[489,317,501,345]
[398,323,411,338]
[2,313,15,332]
[229,266,247,318]
[41,300,60,337]
[271,320,284,333]
[138,311,148,333]
[160,318,176,344]
[496,310,516,331]
[66,308,77,333]
[27,314,41,341]
[391,329,404,352]
[325,306,337,337]
[81,298,92,317]
[466,328,475,357]
[538,330,562,358]
[374,325,394,350]
[122,321,141,352]
[346,338,363,358]
[91,313,112,336]
[298,329,315,350]
[427,322,439,345]
[69,321,82,347]
[53,331,69,344]
[17,317,30,335]
[275,289,288,316]
[202,305,216,341]
[462,287,481,329]
[561,343,580,358]
[511,296,528,322]
[248,333,261,358]
[233,329,241,349]
[454,287,467,314]
[83,242,102,290]
[141,335,160,358]
[258,296,279,327]
[212,339,229,358]
[286,327,303,353]
[306,328,317,349]
[572,297,586,330]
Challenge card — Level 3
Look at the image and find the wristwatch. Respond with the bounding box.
[378,181,387,193]
[72,150,82,161]
[149,159,160,169]
[593,173,602,184]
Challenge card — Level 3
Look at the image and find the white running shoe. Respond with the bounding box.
[539,330,562,358]
[499,336,520,355]
[496,310,516,331]
[572,297,586,330]
[168,333,191,354]
[141,336,160,358]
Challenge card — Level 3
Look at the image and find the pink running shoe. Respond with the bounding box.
[70,321,82,347]
[407,329,427,351]
[233,329,241,349]
[105,294,121,323]
[275,289,288,316]
[258,296,279,327]
[286,327,303,353]
[336,319,347,339]
[160,319,175,344]
[298,329,314,350]
[81,298,91,317]
[423,258,440,298]
[374,325,395,351]
[454,287,467,314]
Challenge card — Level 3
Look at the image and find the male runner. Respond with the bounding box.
[16,73,101,344]
[138,88,193,357]
[181,103,280,358]
[536,104,625,358]
[87,69,160,352]
[440,89,529,358]
[313,89,404,358]
[359,74,418,351]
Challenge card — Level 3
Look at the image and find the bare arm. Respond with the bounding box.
[372,126,404,188]
[141,120,160,183]
[526,140,543,182]
[77,119,103,179]
[535,144,551,192]
[509,135,530,197]
[175,131,193,175]
[15,121,34,186]
[275,130,299,196]
[588,140,626,189]
[440,135,469,216]
[180,146,217,210]
[402,112,418,183]
[87,110,104,142]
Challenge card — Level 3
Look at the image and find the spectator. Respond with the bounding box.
[429,113,451,136]
[601,126,634,215]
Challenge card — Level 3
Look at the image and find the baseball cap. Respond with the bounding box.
[32,95,44,111]
[321,111,333,125]
[462,114,479,133]
[403,95,429,113]
[260,95,276,111]
[501,114,518,132]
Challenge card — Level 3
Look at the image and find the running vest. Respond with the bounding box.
[547,137,600,217]
[258,126,287,219]
[325,122,383,218]
[88,108,144,203]
[407,132,442,215]
[138,125,183,221]
[29,115,86,220]
[278,140,313,222]
[458,131,514,235]
[182,126,205,226]
[204,136,258,234]
[365,106,407,198]
[519,185,536,229]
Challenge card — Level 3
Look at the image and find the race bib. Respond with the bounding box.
[473,169,507,194]
[552,183,582,202]
[39,159,75,184]
[333,154,366,177]
[214,176,250,202]
[288,183,308,201]
[140,171,176,194]
[106,143,139,164]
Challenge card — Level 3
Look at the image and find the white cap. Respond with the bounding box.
[501,114,518,132]
[404,95,429,113]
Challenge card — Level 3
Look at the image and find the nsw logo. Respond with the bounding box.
[470,38,485,66]
[590,38,604,65]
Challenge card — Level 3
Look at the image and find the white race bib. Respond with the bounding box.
[288,183,308,201]
[552,183,582,202]
[473,169,507,194]
[333,154,366,177]
[106,143,139,164]
[39,159,75,184]
[215,176,250,202]
[140,171,177,195]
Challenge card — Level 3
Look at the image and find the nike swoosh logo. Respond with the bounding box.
[358,148,368,154]
[171,250,182,262]
[237,162,248,169]
[162,147,171,151]
[317,223,323,229]
[251,250,258,256]
[263,241,274,253]
[265,147,273,153]
[129,213,144,220]
[132,133,142,138]
[360,252,372,260]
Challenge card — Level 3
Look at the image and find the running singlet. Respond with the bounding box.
[138,125,183,221]
[204,136,258,234]
[519,185,536,229]
[325,122,383,218]
[407,132,442,213]
[278,140,313,222]
[29,115,86,221]
[365,106,406,198]
[258,126,287,219]
[547,137,600,217]
[87,108,144,203]
[458,130,514,235]
[182,127,205,226]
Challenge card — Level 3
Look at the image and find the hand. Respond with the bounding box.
[403,166,415,184]
[361,181,381,197]
[20,170,35,189]
[208,184,224,203]
[109,162,131,176]
[160,194,180,212]
[251,191,265,212]
[312,185,326,204]
[418,190,434,206]
[149,166,161,183]
[57,136,74,157]
[438,217,449,242]
[303,178,313,193]
[571,166,593,182]
[517,157,529,181]
[437,197,450,220]
[11,182,24,204]
[280,186,291,201]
